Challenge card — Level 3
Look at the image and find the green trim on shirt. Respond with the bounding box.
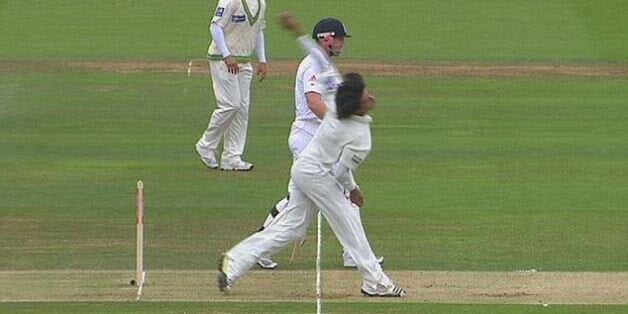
[207,54,251,63]
[241,0,261,26]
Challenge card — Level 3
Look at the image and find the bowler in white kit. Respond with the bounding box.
[217,13,406,297]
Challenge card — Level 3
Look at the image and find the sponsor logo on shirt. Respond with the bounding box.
[215,7,225,17]
[351,155,363,165]
[231,15,246,23]
[308,74,317,81]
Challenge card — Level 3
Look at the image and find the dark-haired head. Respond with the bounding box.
[336,73,366,119]
[336,73,376,119]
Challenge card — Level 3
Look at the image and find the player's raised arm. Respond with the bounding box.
[278,12,331,71]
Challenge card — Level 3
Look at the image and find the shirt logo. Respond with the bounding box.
[351,155,363,165]
[215,7,225,17]
[231,15,246,23]
[308,74,317,82]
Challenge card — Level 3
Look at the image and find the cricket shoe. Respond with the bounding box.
[195,144,218,169]
[220,159,254,171]
[343,255,385,268]
[257,257,278,269]
[361,284,407,297]
[217,254,234,293]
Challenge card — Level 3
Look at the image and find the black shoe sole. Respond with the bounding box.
[360,288,406,297]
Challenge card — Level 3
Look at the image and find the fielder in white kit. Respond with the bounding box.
[256,17,383,270]
[217,13,406,297]
[195,0,267,171]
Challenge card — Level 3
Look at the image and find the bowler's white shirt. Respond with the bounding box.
[300,113,372,174]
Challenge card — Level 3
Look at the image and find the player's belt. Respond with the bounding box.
[207,54,251,63]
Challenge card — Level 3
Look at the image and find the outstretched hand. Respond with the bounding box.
[278,12,304,38]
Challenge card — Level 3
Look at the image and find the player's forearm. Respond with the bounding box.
[210,23,231,57]
[255,30,267,63]
[305,92,326,120]
[334,163,357,192]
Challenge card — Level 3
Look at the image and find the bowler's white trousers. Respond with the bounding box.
[225,158,392,291]
[198,60,252,163]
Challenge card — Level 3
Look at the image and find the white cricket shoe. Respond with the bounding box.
[361,284,407,297]
[217,254,233,293]
[195,144,218,169]
[220,159,254,171]
[343,255,385,268]
[257,257,278,269]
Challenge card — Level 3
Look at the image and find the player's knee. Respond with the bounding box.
[214,102,238,113]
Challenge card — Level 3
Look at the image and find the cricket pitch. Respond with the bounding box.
[1,270,627,304]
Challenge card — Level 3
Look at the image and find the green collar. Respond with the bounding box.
[241,0,261,26]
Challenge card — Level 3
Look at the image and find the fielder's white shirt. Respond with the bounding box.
[292,38,342,136]
[294,35,369,190]
[208,0,266,60]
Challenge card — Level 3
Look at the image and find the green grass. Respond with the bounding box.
[2,0,628,312]
[2,71,627,272]
[1,0,627,62]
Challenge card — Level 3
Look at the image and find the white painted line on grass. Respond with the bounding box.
[0,299,321,304]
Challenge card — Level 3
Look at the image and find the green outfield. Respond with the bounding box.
[1,0,627,313]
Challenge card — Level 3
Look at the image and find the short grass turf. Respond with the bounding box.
[2,71,627,272]
[1,0,627,62]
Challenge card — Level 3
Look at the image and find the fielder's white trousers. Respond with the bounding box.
[198,60,252,163]
[226,159,392,291]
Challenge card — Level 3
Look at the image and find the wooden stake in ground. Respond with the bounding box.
[135,180,146,300]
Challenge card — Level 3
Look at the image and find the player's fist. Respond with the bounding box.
[278,12,304,37]
[349,188,364,207]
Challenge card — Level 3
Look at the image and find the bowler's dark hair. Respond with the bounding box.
[336,72,365,119]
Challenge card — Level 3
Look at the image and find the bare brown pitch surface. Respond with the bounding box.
[2,59,627,77]
[68,59,628,77]
[2,270,627,304]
